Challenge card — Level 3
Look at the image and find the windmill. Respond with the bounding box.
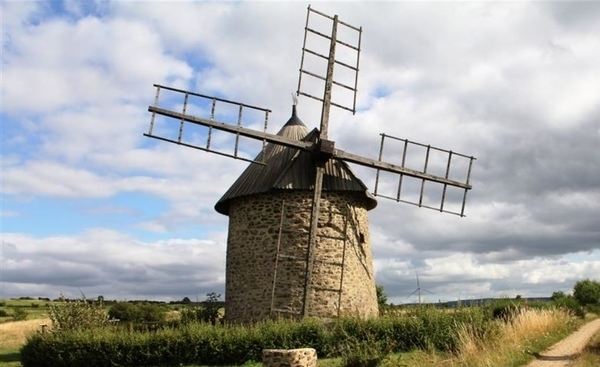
[406,273,433,306]
[144,6,475,323]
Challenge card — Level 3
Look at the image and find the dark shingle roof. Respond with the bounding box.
[214,106,377,215]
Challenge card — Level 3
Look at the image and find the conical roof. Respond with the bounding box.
[214,106,377,215]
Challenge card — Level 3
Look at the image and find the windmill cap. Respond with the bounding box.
[214,105,377,215]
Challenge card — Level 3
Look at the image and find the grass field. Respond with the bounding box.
[0,318,51,367]
[0,299,51,323]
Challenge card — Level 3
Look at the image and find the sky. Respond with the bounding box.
[1,0,599,305]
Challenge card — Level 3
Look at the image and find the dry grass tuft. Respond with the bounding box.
[0,318,51,349]
[453,308,572,367]
[505,308,566,340]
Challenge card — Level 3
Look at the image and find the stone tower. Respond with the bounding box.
[215,106,379,324]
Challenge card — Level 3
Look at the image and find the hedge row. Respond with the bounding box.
[21,307,499,367]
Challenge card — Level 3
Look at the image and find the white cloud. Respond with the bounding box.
[2,10,192,115]
[2,230,226,300]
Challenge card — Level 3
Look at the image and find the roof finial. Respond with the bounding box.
[291,92,299,116]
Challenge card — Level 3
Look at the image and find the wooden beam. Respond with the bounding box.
[148,105,472,191]
[333,148,473,190]
[148,106,314,152]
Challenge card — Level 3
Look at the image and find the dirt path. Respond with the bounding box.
[526,318,600,367]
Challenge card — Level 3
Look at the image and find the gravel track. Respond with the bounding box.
[526,318,600,367]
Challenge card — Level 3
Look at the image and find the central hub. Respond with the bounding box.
[317,138,335,159]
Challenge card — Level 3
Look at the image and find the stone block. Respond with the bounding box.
[262,348,317,367]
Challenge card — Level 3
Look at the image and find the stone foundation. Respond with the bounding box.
[224,190,378,323]
[262,348,317,367]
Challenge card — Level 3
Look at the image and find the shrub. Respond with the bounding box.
[340,336,389,367]
[488,299,522,321]
[200,292,222,325]
[553,296,584,318]
[180,293,222,325]
[586,303,600,315]
[109,302,166,323]
[49,296,108,331]
[376,285,388,309]
[180,306,203,325]
[573,279,600,307]
[12,307,28,321]
[0,309,9,317]
[20,307,503,367]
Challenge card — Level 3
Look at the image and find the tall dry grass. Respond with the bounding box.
[453,308,573,367]
[0,318,51,349]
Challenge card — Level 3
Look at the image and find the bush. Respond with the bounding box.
[0,309,9,317]
[200,292,222,325]
[180,293,222,326]
[109,302,166,323]
[573,279,600,307]
[553,296,585,318]
[49,296,108,331]
[180,306,203,325]
[12,307,28,321]
[551,291,567,301]
[340,336,389,367]
[18,307,511,367]
[585,303,600,315]
[376,285,388,310]
[488,299,522,321]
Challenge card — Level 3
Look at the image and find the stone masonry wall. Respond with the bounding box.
[224,190,378,323]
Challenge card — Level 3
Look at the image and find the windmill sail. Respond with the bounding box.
[147,85,474,216]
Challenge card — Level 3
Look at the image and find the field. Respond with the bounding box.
[0,318,51,367]
[1,297,598,367]
[0,299,51,323]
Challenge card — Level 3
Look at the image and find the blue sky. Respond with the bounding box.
[2,0,599,303]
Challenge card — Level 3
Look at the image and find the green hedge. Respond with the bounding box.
[21,308,498,367]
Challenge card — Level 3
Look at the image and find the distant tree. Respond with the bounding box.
[181,297,192,304]
[376,285,388,308]
[573,279,600,306]
[515,295,522,300]
[551,291,567,301]
[200,293,222,325]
